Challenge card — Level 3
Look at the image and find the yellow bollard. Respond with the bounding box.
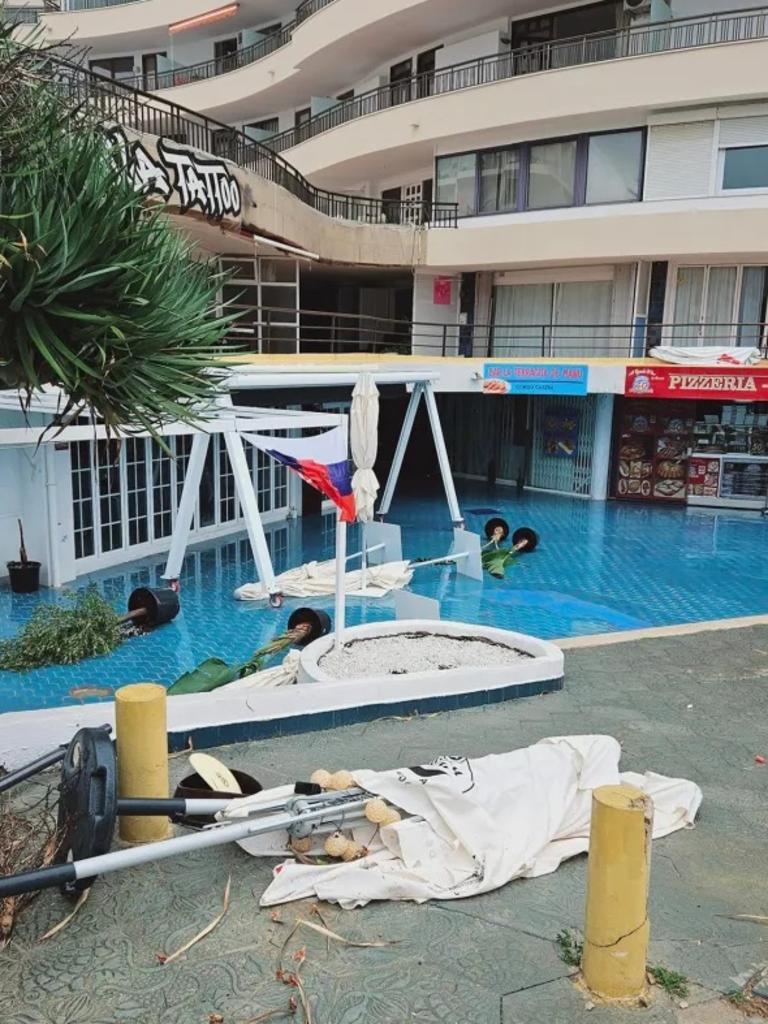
[115,682,171,843]
[582,784,653,1001]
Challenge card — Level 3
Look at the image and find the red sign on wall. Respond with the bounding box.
[433,276,452,306]
[625,366,768,401]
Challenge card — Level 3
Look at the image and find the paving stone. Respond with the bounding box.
[3,626,768,1023]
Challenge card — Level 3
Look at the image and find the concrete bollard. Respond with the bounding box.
[115,683,171,843]
[582,784,653,1001]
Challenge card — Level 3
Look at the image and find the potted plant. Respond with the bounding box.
[7,520,41,594]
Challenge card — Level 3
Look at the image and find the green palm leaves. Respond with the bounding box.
[0,30,233,434]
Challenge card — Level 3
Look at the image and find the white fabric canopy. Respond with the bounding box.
[350,374,379,523]
[649,345,762,366]
[223,735,701,909]
[233,558,413,601]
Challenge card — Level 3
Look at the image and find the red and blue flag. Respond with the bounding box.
[244,426,356,523]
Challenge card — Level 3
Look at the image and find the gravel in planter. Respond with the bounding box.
[319,630,532,680]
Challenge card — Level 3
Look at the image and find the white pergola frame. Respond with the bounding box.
[0,370,462,598]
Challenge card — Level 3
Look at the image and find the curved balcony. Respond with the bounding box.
[424,197,768,274]
[265,7,768,168]
[270,10,768,187]
[42,53,455,232]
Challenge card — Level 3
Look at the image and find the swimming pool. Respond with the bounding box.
[1,483,767,713]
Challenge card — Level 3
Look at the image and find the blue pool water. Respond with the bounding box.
[1,483,767,714]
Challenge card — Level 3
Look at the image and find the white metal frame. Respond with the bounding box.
[377,381,463,527]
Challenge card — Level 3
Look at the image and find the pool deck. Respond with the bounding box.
[3,624,768,1023]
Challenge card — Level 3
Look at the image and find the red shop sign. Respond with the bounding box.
[625,366,768,401]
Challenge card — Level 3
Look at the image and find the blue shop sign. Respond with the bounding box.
[482,363,588,396]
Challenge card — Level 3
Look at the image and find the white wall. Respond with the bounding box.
[435,26,505,70]
[411,270,461,355]
[670,0,757,16]
[0,412,53,584]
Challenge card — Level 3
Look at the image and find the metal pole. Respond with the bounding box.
[224,432,278,599]
[162,431,209,581]
[334,514,347,649]
[422,382,464,527]
[377,384,422,517]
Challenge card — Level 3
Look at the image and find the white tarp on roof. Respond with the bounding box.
[649,346,762,366]
[223,735,701,909]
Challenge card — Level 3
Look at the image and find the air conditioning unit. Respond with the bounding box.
[623,0,652,14]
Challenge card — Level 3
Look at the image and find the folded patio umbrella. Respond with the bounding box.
[233,557,413,601]
[223,735,701,908]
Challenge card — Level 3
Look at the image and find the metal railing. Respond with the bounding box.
[30,52,457,226]
[61,0,132,8]
[122,0,337,91]
[266,5,768,152]
[229,308,768,358]
[2,1,59,23]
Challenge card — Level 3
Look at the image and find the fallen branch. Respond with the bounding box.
[157,876,231,965]
[37,887,90,942]
[294,916,398,949]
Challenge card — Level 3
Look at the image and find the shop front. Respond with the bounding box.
[613,366,768,510]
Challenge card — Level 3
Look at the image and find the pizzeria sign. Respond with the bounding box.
[625,366,768,401]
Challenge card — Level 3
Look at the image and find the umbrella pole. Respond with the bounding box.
[334,513,347,649]
[359,521,367,594]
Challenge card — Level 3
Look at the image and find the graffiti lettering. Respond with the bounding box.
[105,127,241,222]
[157,138,241,219]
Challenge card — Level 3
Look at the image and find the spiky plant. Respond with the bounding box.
[0,26,233,434]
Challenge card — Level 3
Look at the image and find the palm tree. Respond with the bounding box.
[0,25,233,434]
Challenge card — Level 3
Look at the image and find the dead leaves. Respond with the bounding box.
[37,887,90,943]
[156,876,231,966]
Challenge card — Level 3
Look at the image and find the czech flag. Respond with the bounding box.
[244,426,356,523]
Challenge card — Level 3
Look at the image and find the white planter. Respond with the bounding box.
[0,622,563,769]
[299,619,563,697]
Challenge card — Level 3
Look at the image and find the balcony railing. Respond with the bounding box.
[232,308,768,358]
[121,0,337,91]
[3,1,59,24]
[32,52,457,226]
[266,5,768,152]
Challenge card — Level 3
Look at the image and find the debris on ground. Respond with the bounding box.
[156,876,231,965]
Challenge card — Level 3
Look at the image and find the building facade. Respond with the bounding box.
[4,0,768,582]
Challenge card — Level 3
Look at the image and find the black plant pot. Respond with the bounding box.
[7,561,41,594]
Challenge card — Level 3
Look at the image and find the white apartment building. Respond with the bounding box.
[4,0,768,583]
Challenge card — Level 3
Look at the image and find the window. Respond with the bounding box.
[89,56,134,80]
[438,128,645,217]
[295,107,311,127]
[586,130,644,205]
[528,140,577,209]
[336,89,354,102]
[479,149,519,213]
[669,264,762,345]
[71,442,95,560]
[245,117,279,137]
[435,154,477,217]
[126,439,149,547]
[722,145,768,190]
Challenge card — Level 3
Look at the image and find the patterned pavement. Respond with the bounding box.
[2,625,768,1023]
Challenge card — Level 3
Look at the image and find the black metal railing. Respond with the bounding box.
[30,52,457,226]
[229,307,768,358]
[122,0,337,91]
[61,0,132,8]
[3,1,59,24]
[266,5,768,151]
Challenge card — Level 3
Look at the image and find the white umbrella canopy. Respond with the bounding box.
[350,373,380,522]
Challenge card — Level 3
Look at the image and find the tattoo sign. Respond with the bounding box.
[106,127,242,222]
